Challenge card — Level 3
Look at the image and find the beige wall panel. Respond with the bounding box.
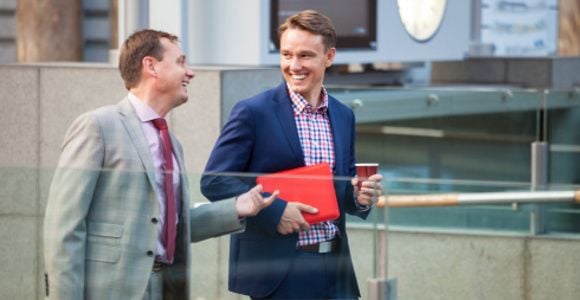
[0,217,38,299]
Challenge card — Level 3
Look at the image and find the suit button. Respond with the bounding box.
[146,250,154,256]
[151,218,158,224]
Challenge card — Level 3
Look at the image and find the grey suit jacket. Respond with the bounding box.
[44,98,243,300]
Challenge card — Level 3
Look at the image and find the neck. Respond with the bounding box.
[307,97,321,108]
[130,87,171,117]
[305,87,323,107]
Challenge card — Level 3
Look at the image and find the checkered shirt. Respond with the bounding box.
[287,83,339,247]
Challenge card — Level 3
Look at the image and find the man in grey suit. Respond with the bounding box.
[43,29,277,300]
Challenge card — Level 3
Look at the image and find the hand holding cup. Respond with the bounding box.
[353,163,382,206]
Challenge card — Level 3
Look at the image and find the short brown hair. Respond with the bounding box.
[278,10,336,51]
[118,29,179,89]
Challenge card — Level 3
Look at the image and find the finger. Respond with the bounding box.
[356,194,372,206]
[283,226,293,235]
[361,184,382,195]
[250,184,263,193]
[278,226,291,235]
[362,175,382,188]
[360,189,379,206]
[296,203,318,214]
[370,184,382,197]
[262,190,279,207]
[286,224,295,235]
[357,198,371,207]
[291,222,301,232]
[361,180,378,189]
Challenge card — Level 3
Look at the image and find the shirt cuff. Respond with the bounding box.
[354,192,372,212]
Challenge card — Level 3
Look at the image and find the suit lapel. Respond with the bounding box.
[273,83,305,165]
[327,97,345,175]
[117,98,159,195]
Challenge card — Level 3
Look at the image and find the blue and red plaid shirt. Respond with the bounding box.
[287,83,340,247]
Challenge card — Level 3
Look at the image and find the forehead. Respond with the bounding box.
[160,38,183,58]
[280,28,325,50]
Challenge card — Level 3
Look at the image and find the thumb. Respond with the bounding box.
[296,203,318,214]
[251,184,264,193]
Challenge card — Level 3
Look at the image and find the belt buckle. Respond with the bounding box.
[152,261,163,272]
[319,241,333,253]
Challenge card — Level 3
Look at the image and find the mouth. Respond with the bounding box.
[290,74,306,81]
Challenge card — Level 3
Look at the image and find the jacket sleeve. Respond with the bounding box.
[200,102,254,199]
[200,101,287,236]
[189,198,245,243]
[44,113,103,300]
[344,108,371,220]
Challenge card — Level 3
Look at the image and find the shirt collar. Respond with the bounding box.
[286,83,329,115]
[127,92,161,123]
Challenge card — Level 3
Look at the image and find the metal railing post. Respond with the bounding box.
[367,198,397,299]
[530,141,548,235]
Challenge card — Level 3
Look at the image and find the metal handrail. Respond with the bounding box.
[376,190,580,207]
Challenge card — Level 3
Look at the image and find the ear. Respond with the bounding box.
[142,56,157,77]
[325,47,336,68]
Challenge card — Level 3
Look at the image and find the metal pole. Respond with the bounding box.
[381,203,388,280]
[367,191,395,299]
[529,89,550,235]
[530,141,549,235]
[376,190,580,207]
[111,0,148,64]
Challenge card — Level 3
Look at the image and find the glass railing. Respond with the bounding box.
[4,87,580,299]
[328,86,580,235]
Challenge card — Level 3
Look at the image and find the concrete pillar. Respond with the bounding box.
[559,0,580,56]
[17,0,83,62]
[110,0,119,50]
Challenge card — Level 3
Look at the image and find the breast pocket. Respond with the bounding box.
[86,222,124,263]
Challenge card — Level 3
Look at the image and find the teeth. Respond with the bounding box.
[292,74,306,80]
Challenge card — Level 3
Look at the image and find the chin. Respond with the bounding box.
[288,83,306,92]
[175,96,188,106]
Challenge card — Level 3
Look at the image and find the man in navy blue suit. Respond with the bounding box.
[201,10,383,299]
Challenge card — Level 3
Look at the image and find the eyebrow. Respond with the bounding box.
[280,49,316,55]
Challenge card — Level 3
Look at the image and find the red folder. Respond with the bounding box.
[256,163,339,224]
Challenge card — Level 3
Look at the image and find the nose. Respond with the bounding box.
[289,57,301,71]
[186,67,195,80]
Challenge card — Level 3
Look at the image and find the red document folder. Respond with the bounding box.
[256,163,339,224]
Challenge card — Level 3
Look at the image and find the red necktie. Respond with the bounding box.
[152,118,176,262]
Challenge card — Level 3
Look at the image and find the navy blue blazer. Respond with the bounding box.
[201,82,369,298]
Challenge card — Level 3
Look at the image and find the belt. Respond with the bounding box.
[297,239,338,254]
[152,261,168,272]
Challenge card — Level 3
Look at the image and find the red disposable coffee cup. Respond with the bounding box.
[355,163,379,190]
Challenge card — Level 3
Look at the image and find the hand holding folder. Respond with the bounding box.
[256,163,339,224]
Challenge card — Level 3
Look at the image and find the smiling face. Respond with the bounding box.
[280,28,335,105]
[154,38,195,109]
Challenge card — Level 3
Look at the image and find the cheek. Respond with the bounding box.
[280,61,290,71]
